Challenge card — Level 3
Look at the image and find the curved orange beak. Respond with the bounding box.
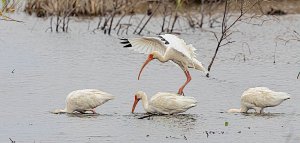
[131,95,140,113]
[138,54,153,80]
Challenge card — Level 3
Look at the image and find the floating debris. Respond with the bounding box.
[165,136,180,139]
[9,138,15,143]
[204,130,225,138]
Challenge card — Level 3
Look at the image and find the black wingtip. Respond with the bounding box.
[158,35,169,44]
[120,38,131,45]
[123,44,132,48]
[120,40,130,44]
[119,38,128,40]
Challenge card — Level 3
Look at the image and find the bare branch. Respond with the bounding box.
[225,1,261,32]
[206,0,263,77]
[220,40,235,47]
[213,32,219,42]
[138,2,161,35]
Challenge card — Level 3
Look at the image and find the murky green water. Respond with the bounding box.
[0,13,300,143]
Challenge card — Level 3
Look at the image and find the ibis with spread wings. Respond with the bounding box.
[120,34,208,95]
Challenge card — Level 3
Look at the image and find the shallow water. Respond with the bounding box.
[0,13,300,143]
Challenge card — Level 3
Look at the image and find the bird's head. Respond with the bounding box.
[138,53,154,80]
[131,91,145,113]
[150,51,161,59]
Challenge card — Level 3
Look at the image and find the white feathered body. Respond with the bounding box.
[229,87,290,113]
[138,92,197,115]
[54,89,114,114]
[122,34,207,73]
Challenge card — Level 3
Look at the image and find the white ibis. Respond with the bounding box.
[53,89,114,114]
[131,91,197,115]
[228,87,290,114]
[121,34,208,95]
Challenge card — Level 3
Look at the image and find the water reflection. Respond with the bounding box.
[51,112,117,118]
[242,112,287,118]
[132,113,198,132]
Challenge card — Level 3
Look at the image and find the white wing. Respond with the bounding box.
[150,92,197,112]
[66,89,114,111]
[160,34,197,60]
[120,36,168,56]
[242,87,290,107]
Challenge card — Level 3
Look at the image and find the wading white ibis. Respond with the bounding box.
[53,89,114,114]
[228,87,290,114]
[131,91,197,115]
[120,34,208,95]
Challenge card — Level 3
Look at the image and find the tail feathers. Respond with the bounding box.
[51,108,67,114]
[107,95,115,100]
[276,92,290,100]
[102,94,115,100]
[181,97,198,106]
[228,108,241,113]
[192,59,208,74]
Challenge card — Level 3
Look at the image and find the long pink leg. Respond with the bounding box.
[177,70,191,95]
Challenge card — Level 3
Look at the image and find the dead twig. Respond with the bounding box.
[45,16,53,32]
[133,13,147,34]
[206,0,262,77]
[9,138,15,143]
[206,0,229,77]
[170,13,178,33]
[137,2,161,35]
[161,4,168,33]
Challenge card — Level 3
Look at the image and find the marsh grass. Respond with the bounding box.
[24,0,230,33]
[1,0,23,22]
[1,0,19,12]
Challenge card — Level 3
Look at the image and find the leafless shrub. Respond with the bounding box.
[206,0,263,77]
[24,0,273,36]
